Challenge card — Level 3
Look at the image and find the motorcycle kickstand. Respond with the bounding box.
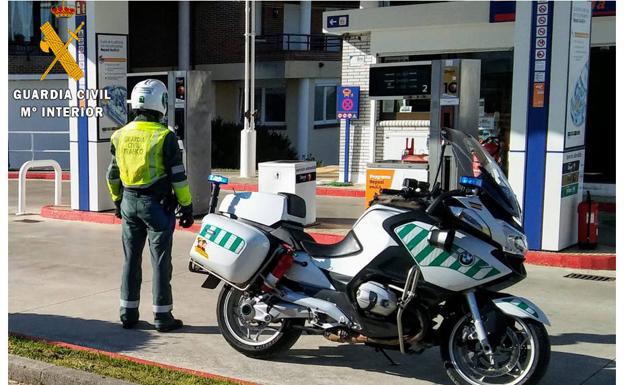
[375,347,399,366]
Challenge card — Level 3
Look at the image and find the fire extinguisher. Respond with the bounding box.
[578,191,599,249]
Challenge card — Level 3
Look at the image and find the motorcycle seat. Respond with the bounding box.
[301,231,362,258]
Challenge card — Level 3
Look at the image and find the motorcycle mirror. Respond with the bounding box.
[428,228,455,252]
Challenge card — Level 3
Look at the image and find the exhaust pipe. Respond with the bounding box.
[324,330,369,344]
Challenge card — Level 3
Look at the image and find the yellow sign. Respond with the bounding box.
[39,21,85,81]
[365,168,395,207]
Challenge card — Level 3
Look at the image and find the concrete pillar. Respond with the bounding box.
[296,78,313,159]
[298,0,311,51]
[509,1,592,251]
[299,1,311,35]
[178,1,190,70]
[69,1,128,211]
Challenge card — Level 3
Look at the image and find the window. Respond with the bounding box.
[9,2,33,43]
[314,85,337,126]
[245,87,286,127]
[9,1,58,51]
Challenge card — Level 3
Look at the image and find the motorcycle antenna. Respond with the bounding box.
[431,129,448,193]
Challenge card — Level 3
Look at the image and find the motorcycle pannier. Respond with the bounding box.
[189,214,271,285]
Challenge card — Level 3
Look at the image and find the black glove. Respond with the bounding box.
[178,204,194,228]
[160,192,178,214]
[114,200,122,219]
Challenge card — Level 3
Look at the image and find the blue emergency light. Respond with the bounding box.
[459,176,483,188]
[208,174,229,185]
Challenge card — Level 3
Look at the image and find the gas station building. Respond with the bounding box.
[323,1,615,251]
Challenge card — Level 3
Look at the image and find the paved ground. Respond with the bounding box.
[8,180,616,385]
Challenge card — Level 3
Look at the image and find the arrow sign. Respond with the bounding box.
[327,15,349,29]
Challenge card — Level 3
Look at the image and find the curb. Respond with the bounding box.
[524,251,616,270]
[9,354,138,385]
[10,333,260,385]
[8,171,71,181]
[39,205,615,270]
[8,172,366,198]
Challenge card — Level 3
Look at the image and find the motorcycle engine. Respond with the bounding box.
[356,281,398,316]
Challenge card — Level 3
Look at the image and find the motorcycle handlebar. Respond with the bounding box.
[426,189,464,216]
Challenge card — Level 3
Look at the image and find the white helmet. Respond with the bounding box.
[130,79,168,115]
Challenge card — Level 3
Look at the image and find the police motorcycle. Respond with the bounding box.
[188,127,550,385]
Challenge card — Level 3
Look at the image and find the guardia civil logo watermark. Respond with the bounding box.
[13,1,111,119]
[40,1,83,81]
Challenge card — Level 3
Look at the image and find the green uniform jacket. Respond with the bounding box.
[106,120,192,207]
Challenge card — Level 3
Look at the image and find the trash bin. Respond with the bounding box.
[258,160,316,225]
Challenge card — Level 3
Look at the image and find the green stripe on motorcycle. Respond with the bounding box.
[230,237,244,253]
[397,224,416,239]
[449,258,463,270]
[464,259,489,278]
[428,251,451,266]
[517,301,532,312]
[406,230,429,250]
[483,267,501,279]
[413,244,436,263]
[218,232,232,247]
[209,227,221,242]
[199,225,210,238]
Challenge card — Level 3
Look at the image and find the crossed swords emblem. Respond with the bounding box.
[39,21,85,81]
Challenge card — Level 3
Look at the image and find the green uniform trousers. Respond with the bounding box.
[119,189,176,324]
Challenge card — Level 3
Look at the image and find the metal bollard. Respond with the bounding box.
[16,160,63,216]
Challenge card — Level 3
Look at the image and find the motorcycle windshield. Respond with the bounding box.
[442,128,522,219]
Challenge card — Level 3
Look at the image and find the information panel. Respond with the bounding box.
[564,2,592,148]
[96,33,128,141]
[369,64,432,98]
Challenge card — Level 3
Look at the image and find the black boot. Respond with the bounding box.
[120,308,139,329]
[154,318,183,332]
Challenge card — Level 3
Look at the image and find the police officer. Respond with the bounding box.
[106,79,194,332]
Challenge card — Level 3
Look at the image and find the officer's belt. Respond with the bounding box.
[123,178,171,198]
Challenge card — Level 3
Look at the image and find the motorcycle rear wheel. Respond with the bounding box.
[440,314,550,385]
[216,285,304,359]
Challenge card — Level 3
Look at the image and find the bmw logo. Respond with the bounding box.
[459,252,475,266]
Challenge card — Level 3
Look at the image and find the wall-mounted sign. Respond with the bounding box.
[96,33,128,141]
[489,1,516,23]
[369,64,432,98]
[564,1,592,149]
[561,150,584,198]
[327,15,349,28]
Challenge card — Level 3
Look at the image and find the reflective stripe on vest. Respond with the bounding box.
[111,121,170,188]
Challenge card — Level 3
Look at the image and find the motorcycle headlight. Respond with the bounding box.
[502,225,528,256]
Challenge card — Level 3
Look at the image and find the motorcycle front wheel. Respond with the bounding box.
[440,314,550,385]
[216,285,304,359]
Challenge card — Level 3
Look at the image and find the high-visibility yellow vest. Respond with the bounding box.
[111,121,170,188]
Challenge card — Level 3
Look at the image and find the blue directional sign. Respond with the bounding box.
[336,86,360,120]
[327,15,349,29]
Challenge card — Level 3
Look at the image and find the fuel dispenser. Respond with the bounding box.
[428,59,481,190]
[366,59,481,204]
[167,70,214,215]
